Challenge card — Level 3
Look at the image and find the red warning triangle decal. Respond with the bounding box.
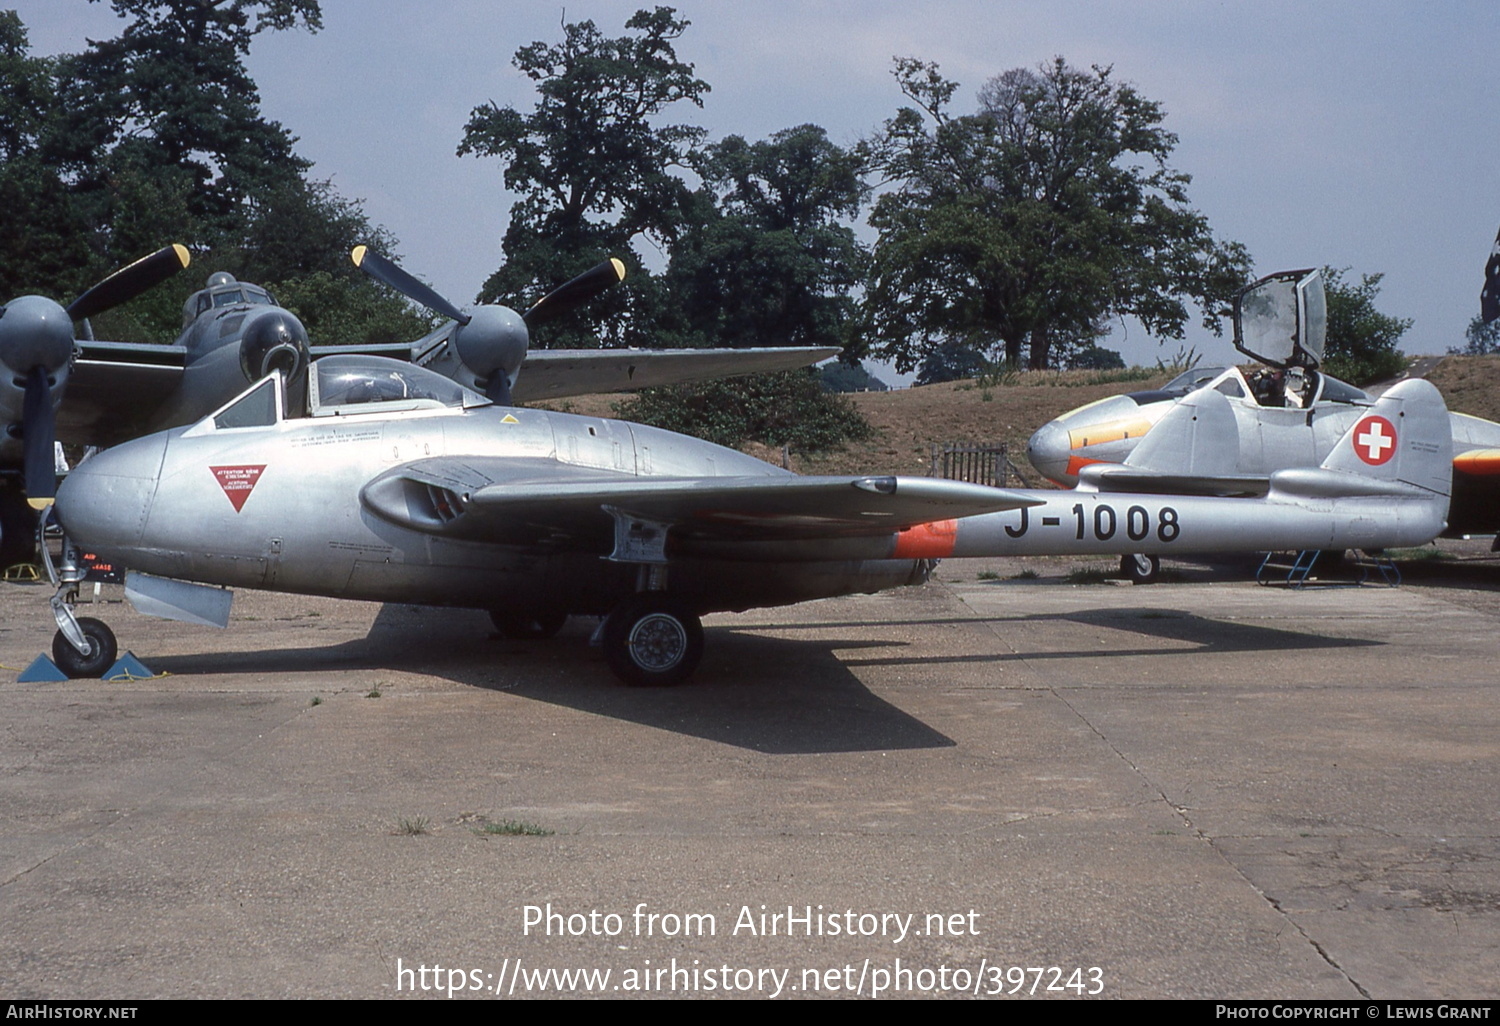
[211,465,266,512]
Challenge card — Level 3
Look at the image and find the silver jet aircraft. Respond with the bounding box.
[1027,269,1500,580]
[45,353,1453,685]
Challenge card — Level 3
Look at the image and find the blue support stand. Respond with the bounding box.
[18,655,70,682]
[17,651,156,682]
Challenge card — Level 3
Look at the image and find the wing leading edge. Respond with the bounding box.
[361,455,1039,551]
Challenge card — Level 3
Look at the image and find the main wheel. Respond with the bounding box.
[488,609,568,639]
[52,617,118,679]
[1121,553,1160,585]
[601,595,703,687]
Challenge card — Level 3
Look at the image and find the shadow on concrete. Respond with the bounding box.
[147,604,955,756]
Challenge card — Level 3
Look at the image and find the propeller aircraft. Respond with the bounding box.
[0,245,194,565]
[0,243,834,568]
[1026,269,1500,580]
[42,347,1453,685]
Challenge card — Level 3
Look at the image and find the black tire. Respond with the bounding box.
[488,609,568,639]
[52,617,118,679]
[1121,553,1160,585]
[601,594,703,687]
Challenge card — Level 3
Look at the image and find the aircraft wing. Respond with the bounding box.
[58,341,188,444]
[361,456,1039,546]
[510,346,841,402]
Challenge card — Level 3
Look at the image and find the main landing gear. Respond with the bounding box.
[600,593,703,687]
[596,508,704,686]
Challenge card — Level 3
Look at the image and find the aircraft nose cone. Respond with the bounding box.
[1027,419,1074,486]
[55,433,169,552]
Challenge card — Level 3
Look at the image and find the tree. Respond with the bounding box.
[862,57,1250,372]
[1449,315,1500,356]
[656,125,869,351]
[0,12,94,300]
[458,7,709,347]
[614,370,870,452]
[60,0,323,257]
[1321,267,1411,386]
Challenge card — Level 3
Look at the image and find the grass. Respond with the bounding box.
[472,818,554,837]
[1010,568,1040,580]
[396,816,430,836]
[366,685,383,698]
[976,570,1001,581]
[1063,566,1116,585]
[310,695,322,707]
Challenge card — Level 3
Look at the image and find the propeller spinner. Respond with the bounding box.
[1,244,191,505]
[351,246,625,405]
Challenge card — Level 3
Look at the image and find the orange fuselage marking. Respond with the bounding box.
[1068,418,1155,450]
[893,519,959,559]
[1453,449,1500,476]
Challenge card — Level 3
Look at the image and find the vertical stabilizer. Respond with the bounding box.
[1318,378,1451,496]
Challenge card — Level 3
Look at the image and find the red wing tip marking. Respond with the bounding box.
[211,465,267,513]
[1065,455,1105,478]
[893,519,959,559]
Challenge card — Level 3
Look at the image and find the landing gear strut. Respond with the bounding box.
[39,512,119,678]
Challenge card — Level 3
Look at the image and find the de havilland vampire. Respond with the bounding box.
[0,244,833,566]
[46,336,1454,685]
[1027,269,1500,581]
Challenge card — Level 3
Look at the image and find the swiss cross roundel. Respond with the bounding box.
[1352,415,1398,466]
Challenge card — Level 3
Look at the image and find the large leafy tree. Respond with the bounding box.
[863,57,1250,371]
[61,0,323,257]
[0,12,95,300]
[657,124,868,351]
[1322,267,1411,385]
[6,3,428,346]
[459,6,708,347]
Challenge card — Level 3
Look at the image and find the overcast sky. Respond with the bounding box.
[13,1,1499,372]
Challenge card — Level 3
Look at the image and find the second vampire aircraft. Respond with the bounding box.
[1027,269,1500,571]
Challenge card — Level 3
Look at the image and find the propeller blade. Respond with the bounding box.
[65,244,191,322]
[485,373,513,407]
[21,366,57,506]
[351,245,470,325]
[523,258,626,327]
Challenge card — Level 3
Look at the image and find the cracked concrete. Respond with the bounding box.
[1,550,1496,998]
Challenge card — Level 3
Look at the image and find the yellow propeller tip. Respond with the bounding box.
[351,245,367,267]
[610,257,626,282]
[171,243,191,268]
[27,497,55,511]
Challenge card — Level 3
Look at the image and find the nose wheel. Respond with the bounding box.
[601,594,703,687]
[52,616,118,678]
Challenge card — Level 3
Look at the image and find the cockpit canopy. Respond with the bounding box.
[181,272,277,327]
[308,354,489,417]
[196,354,490,435]
[1233,268,1326,370]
